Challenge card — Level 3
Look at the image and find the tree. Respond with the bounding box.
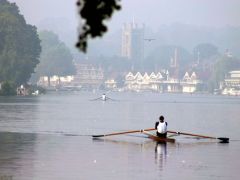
[0,0,41,86]
[208,55,240,91]
[144,45,192,72]
[34,31,76,85]
[76,0,121,52]
[193,43,219,61]
[0,81,16,96]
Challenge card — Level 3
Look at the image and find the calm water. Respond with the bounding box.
[0,92,239,180]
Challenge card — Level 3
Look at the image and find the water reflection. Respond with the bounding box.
[0,132,37,179]
[0,96,39,133]
[155,142,167,170]
[0,93,239,179]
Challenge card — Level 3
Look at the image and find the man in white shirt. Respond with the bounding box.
[101,93,107,101]
[155,116,168,138]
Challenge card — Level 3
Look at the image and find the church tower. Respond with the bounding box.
[121,22,144,63]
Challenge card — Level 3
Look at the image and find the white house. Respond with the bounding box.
[181,72,202,93]
[125,72,164,92]
[221,70,240,95]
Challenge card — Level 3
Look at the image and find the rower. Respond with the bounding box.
[155,116,168,138]
[101,93,107,101]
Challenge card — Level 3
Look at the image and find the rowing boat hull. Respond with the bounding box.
[143,131,175,143]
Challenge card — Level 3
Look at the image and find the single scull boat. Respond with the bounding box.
[142,131,175,143]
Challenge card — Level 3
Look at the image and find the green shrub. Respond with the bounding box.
[0,81,16,96]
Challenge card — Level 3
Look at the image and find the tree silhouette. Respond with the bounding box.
[76,0,121,52]
[0,0,41,86]
[34,31,76,85]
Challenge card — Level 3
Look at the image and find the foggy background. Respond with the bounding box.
[9,0,240,57]
[9,0,240,27]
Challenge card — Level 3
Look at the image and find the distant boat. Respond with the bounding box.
[32,90,39,96]
[91,94,115,101]
[144,38,156,42]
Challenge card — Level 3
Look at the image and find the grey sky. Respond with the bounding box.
[119,0,240,28]
[9,0,78,26]
[9,0,240,29]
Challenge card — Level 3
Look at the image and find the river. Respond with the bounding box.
[0,92,239,180]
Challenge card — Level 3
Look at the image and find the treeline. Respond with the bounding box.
[83,43,240,92]
[1,0,240,95]
[0,0,41,95]
[0,0,75,95]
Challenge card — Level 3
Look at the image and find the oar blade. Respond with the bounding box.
[92,135,104,138]
[218,137,229,143]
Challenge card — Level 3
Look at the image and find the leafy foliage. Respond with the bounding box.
[0,81,16,96]
[144,45,193,72]
[0,0,41,86]
[208,56,240,91]
[34,31,76,79]
[193,43,219,60]
[76,0,121,52]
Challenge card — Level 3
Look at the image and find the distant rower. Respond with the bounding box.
[102,93,107,101]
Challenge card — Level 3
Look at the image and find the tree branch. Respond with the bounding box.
[76,0,121,52]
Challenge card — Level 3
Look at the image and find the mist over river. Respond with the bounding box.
[0,92,239,180]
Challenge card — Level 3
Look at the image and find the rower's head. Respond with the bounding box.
[159,116,164,122]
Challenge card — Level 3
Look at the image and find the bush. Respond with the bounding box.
[0,81,16,96]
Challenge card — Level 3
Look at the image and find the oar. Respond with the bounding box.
[90,97,101,101]
[92,128,155,138]
[106,97,117,101]
[167,130,229,143]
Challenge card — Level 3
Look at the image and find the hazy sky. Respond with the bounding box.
[9,0,240,30]
[9,0,78,26]
[121,0,240,27]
